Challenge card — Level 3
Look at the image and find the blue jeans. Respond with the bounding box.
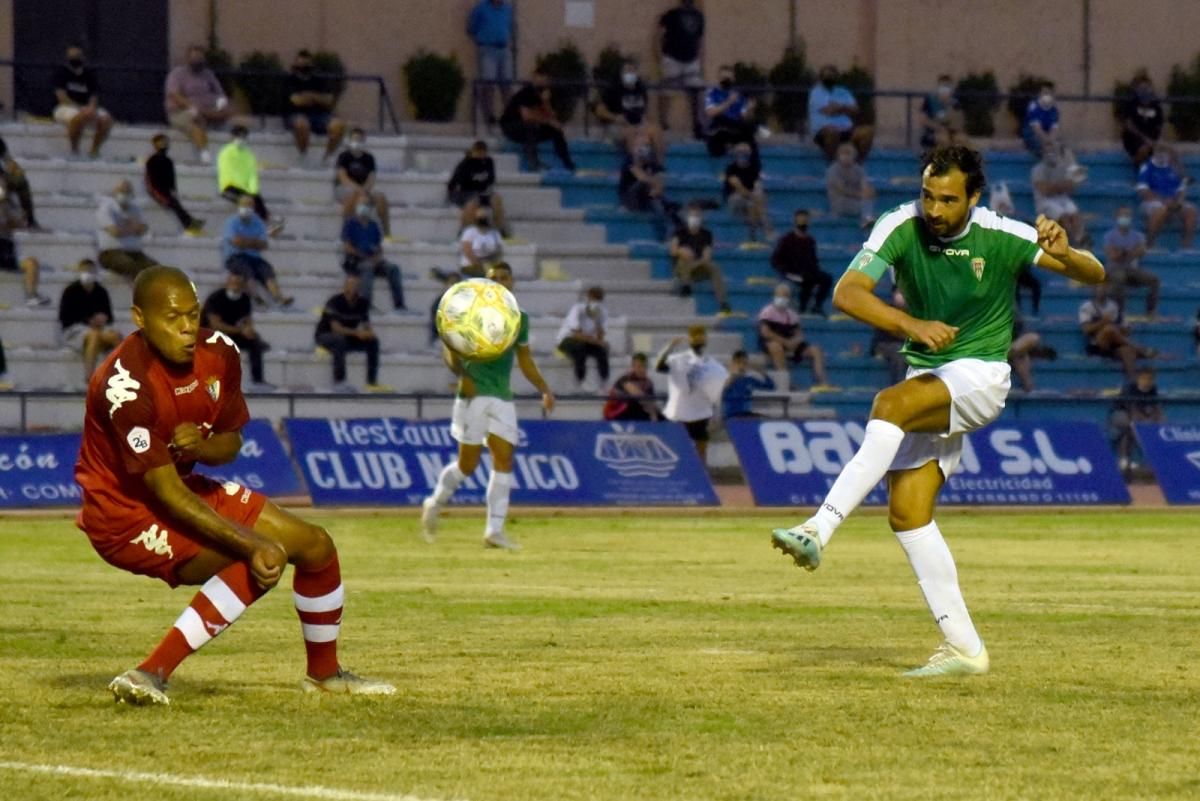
[346,256,405,310]
[476,45,512,122]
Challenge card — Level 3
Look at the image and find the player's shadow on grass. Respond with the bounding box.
[786,645,907,667]
[52,672,256,699]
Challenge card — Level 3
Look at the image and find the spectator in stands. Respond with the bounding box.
[315,274,388,393]
[1137,144,1196,249]
[556,286,610,391]
[669,205,732,314]
[459,207,504,277]
[52,44,112,158]
[447,140,508,236]
[202,273,273,390]
[826,142,876,227]
[1110,367,1163,472]
[1031,142,1087,246]
[429,268,462,346]
[724,142,772,244]
[284,49,346,162]
[218,125,284,235]
[918,74,967,149]
[596,59,665,162]
[770,209,833,316]
[656,325,721,461]
[145,132,204,236]
[222,195,293,308]
[341,200,408,314]
[0,335,9,390]
[0,180,48,306]
[756,282,830,390]
[809,65,873,161]
[1079,283,1154,380]
[1103,206,1160,318]
[871,289,909,385]
[0,137,42,230]
[603,352,660,421]
[1021,81,1061,159]
[1008,311,1057,392]
[467,0,514,127]
[1015,264,1042,317]
[1118,73,1164,168]
[500,70,576,173]
[703,65,760,161]
[96,180,157,281]
[335,128,391,238]
[618,135,676,241]
[164,44,232,165]
[58,258,119,381]
[656,0,706,139]
[721,350,774,419]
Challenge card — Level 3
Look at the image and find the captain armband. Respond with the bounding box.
[847,249,891,281]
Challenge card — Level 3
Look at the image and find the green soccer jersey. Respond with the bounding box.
[849,203,1042,368]
[458,311,530,400]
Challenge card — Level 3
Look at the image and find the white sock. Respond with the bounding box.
[431,463,465,505]
[810,419,905,545]
[895,521,982,656]
[485,470,513,536]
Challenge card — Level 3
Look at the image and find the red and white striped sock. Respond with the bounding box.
[293,552,343,680]
[138,561,266,681]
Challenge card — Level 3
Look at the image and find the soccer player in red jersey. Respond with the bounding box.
[75,265,393,705]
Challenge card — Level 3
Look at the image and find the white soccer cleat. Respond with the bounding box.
[903,641,990,677]
[483,531,521,551]
[301,668,396,696]
[109,668,170,706]
[419,496,439,543]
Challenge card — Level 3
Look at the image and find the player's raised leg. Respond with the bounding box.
[887,461,988,677]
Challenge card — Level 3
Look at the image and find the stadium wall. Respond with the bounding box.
[0,1,1196,140]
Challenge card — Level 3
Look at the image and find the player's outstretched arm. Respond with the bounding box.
[1034,214,1105,284]
[516,344,555,412]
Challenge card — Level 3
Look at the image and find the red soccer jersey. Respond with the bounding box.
[75,328,249,545]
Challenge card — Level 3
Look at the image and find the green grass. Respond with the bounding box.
[1,510,1198,801]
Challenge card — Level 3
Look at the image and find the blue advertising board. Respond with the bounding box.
[203,419,302,497]
[284,417,719,506]
[728,419,1129,506]
[1135,423,1200,504]
[0,433,84,508]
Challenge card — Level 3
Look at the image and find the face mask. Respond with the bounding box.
[937,83,953,98]
[719,78,733,90]
[225,289,243,301]
[116,192,131,207]
[189,61,205,73]
[686,215,701,231]
[237,207,253,219]
[1116,215,1132,229]
[735,153,750,165]
[635,145,653,160]
[233,136,247,148]
[772,296,789,309]
[154,141,169,153]
[691,343,705,355]
[475,218,490,228]
[622,72,637,88]
[356,204,372,217]
[795,221,808,232]
[349,139,363,153]
[68,57,83,69]
[821,75,835,88]
[296,65,313,76]
[586,301,600,313]
[79,271,97,288]
[1038,93,1054,109]
[1152,155,1169,168]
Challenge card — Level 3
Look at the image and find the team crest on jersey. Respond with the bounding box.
[205,377,221,402]
[106,359,141,416]
[971,257,986,281]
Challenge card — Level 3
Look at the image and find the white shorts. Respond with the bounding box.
[1036,195,1078,219]
[890,358,1011,479]
[53,104,110,124]
[450,396,518,446]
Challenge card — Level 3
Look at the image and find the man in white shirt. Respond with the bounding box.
[655,324,726,462]
[459,207,504,277]
[556,286,610,390]
[96,180,157,280]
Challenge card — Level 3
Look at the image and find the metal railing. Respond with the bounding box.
[0,59,401,134]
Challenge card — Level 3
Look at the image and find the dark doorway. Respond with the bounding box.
[13,0,170,123]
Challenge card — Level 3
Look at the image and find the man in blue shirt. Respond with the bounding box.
[704,65,760,162]
[721,350,774,419]
[467,0,513,126]
[1136,144,1196,249]
[1102,206,1159,317]
[1021,82,1060,158]
[807,64,873,161]
[341,202,407,313]
[221,195,293,308]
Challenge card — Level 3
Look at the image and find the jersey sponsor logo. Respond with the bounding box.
[972,257,986,281]
[943,247,970,256]
[206,377,221,402]
[206,329,240,353]
[105,359,141,416]
[126,426,151,454]
[174,379,199,396]
[130,523,174,558]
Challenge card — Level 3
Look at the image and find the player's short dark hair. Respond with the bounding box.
[231,124,249,137]
[350,126,365,138]
[488,261,513,276]
[586,286,605,300]
[132,265,193,309]
[922,144,986,198]
[632,352,648,363]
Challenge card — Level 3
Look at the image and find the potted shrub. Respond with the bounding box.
[403,51,465,122]
[312,50,347,101]
[235,51,287,116]
[1006,73,1053,134]
[1167,56,1200,141]
[732,61,770,126]
[838,64,875,126]
[536,42,588,122]
[768,44,813,134]
[955,71,1001,137]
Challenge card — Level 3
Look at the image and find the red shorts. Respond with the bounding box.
[86,475,268,588]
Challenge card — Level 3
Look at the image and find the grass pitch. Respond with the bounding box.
[1,509,1197,801]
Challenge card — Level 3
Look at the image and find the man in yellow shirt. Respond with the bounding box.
[218,125,284,235]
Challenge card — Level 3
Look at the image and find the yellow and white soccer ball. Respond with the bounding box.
[435,277,522,361]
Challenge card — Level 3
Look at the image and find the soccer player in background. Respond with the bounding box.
[75,266,393,704]
[771,145,1105,676]
[421,262,555,550]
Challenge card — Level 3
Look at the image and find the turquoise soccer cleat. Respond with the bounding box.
[771,524,823,572]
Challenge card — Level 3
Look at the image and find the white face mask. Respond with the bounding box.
[1038,93,1054,109]
[116,192,131,207]
[937,83,953,98]
[79,271,97,288]
[1116,215,1132,229]
[233,136,247,148]
[226,288,243,301]
[237,207,254,219]
[349,139,363,152]
[772,296,789,308]
[686,215,701,231]
[356,204,372,217]
[1152,155,1169,168]
[586,301,600,314]
[622,72,637,88]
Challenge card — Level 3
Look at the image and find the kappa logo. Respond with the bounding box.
[130,523,174,558]
[972,257,986,281]
[205,330,240,353]
[105,359,141,416]
[594,425,680,478]
[206,377,221,402]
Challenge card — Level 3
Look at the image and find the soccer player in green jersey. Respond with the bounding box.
[421,262,556,549]
[771,145,1106,676]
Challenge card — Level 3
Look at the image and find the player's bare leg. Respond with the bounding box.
[483,434,519,550]
[889,462,988,677]
[773,374,951,568]
[422,442,483,543]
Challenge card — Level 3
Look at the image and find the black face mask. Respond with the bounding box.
[795,223,808,232]
[821,76,836,89]
[475,219,490,228]
[719,79,733,90]
[68,58,83,69]
[296,66,313,76]
[691,344,706,355]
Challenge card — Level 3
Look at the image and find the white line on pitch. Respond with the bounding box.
[0,761,465,801]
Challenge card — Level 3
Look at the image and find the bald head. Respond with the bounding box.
[132,266,201,365]
[133,265,194,310]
